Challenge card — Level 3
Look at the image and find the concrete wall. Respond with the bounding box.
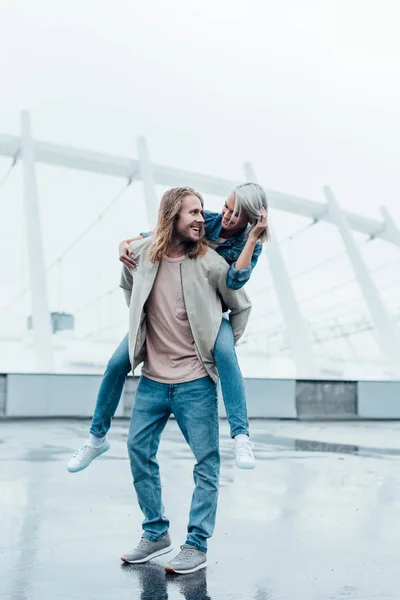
[218,378,296,419]
[0,373,399,420]
[296,380,357,420]
[4,374,124,418]
[358,381,400,419]
[0,375,6,417]
[123,376,140,417]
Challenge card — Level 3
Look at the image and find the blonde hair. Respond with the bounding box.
[149,187,209,263]
[231,182,270,243]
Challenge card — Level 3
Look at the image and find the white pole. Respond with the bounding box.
[324,186,400,376]
[380,206,400,249]
[243,162,320,378]
[20,111,54,372]
[136,137,158,229]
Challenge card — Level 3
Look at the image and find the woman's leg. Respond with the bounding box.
[67,333,131,473]
[213,319,255,469]
[213,318,249,438]
[90,333,131,437]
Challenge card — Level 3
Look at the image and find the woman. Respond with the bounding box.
[67,182,269,473]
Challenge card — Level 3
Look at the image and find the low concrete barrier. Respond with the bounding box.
[122,376,140,417]
[296,380,357,420]
[0,373,399,420]
[0,375,6,417]
[358,381,400,419]
[218,378,296,418]
[5,373,124,418]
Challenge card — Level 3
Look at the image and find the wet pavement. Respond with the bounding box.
[1,418,400,599]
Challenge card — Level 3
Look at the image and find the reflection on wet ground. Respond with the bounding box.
[251,431,400,459]
[121,563,212,600]
[1,418,400,600]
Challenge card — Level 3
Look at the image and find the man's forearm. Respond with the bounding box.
[234,237,257,271]
[229,307,251,344]
[217,264,252,343]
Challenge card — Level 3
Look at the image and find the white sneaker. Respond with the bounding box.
[67,438,110,473]
[235,436,255,469]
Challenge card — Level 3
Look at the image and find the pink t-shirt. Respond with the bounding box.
[141,256,209,384]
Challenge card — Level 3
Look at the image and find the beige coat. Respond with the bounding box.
[120,237,252,382]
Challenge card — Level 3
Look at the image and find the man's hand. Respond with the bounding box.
[248,208,268,242]
[119,238,138,269]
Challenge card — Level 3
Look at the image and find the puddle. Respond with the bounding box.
[251,432,400,459]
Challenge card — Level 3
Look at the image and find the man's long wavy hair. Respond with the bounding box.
[149,187,209,263]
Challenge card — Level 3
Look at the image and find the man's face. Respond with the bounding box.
[174,194,205,242]
[221,194,248,232]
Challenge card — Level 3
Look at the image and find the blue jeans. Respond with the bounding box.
[90,320,249,439]
[215,317,249,438]
[90,333,131,437]
[127,375,220,553]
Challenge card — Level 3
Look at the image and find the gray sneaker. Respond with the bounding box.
[121,533,173,564]
[165,544,207,574]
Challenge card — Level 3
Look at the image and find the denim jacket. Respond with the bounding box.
[141,210,263,290]
[204,210,263,289]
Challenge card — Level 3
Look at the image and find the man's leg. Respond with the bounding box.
[214,318,255,469]
[165,376,219,574]
[126,376,171,541]
[67,334,131,473]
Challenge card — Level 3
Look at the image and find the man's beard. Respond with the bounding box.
[176,224,205,243]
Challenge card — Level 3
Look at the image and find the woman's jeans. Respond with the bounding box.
[90,318,249,439]
[127,375,220,553]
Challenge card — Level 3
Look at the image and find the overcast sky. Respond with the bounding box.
[0,0,399,366]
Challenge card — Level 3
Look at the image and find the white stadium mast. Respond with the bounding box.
[1,111,400,376]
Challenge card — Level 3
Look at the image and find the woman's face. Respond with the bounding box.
[221,194,249,232]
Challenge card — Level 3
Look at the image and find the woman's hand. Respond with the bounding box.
[248,208,268,242]
[119,239,138,269]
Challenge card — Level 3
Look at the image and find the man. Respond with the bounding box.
[67,182,267,474]
[119,187,251,574]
